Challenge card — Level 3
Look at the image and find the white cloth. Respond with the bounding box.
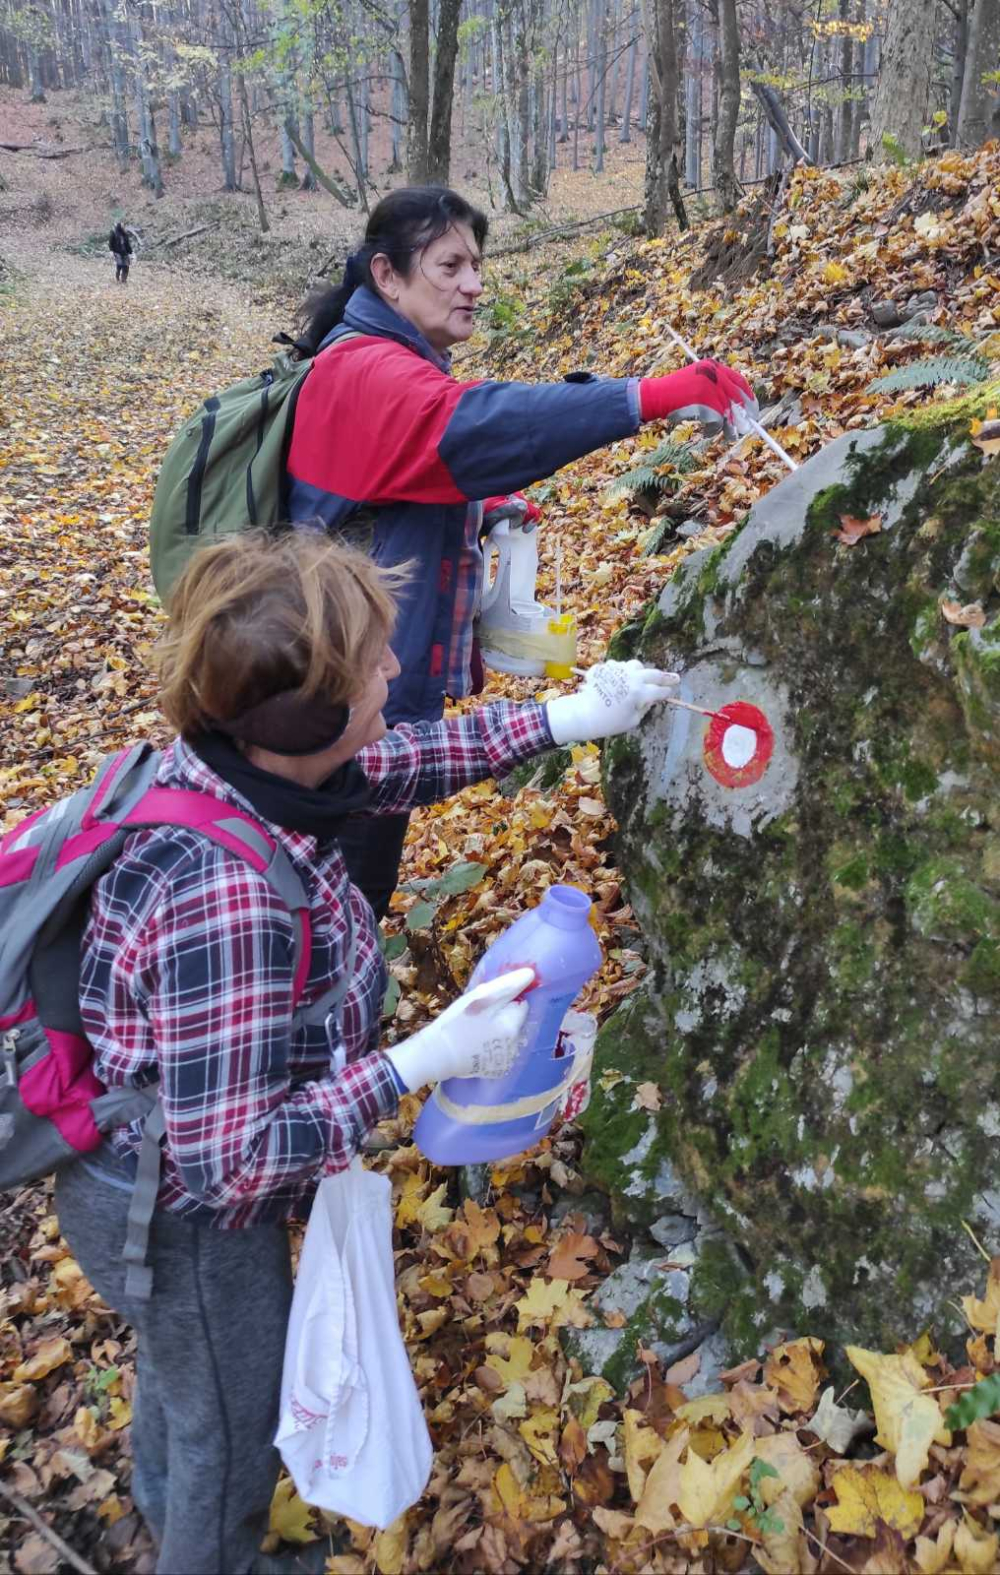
[275,1160,433,1528]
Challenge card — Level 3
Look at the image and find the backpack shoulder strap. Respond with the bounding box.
[123,789,318,1014]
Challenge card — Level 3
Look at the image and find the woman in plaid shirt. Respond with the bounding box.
[54,530,676,1574]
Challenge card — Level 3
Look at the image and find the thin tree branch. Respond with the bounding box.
[0,1481,98,1575]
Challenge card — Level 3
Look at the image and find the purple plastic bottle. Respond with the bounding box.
[413,885,602,1165]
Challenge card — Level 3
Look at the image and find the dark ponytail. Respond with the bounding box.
[296,186,489,355]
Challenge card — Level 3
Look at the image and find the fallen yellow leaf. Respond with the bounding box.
[373,1517,408,1575]
[514,1277,571,1330]
[416,1182,454,1233]
[915,1518,956,1575]
[635,1425,689,1533]
[826,1465,924,1539]
[14,1335,73,1382]
[954,1512,999,1574]
[268,1477,317,1545]
[845,1344,949,1487]
[958,1418,1000,1505]
[484,1333,535,1388]
[764,1337,825,1413]
[674,1394,730,1426]
[519,1407,560,1467]
[677,1427,755,1529]
[623,1407,663,1502]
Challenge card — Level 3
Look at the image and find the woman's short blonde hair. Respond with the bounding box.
[156,529,402,736]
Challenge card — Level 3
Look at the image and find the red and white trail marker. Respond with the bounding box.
[703,701,774,788]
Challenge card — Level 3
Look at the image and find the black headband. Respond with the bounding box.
[208,689,350,757]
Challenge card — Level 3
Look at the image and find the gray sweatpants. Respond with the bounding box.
[55,1157,293,1575]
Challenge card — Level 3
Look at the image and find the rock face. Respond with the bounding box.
[581,417,1000,1368]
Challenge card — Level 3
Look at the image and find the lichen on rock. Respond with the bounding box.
[583,417,1000,1362]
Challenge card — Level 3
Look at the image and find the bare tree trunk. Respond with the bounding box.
[130,7,163,195]
[620,30,637,140]
[643,0,688,234]
[237,66,269,228]
[957,0,1000,145]
[427,0,462,180]
[869,0,935,158]
[835,0,854,162]
[594,0,607,169]
[407,0,430,179]
[218,15,237,190]
[712,0,740,211]
[390,45,405,169]
[951,0,969,142]
[101,0,129,167]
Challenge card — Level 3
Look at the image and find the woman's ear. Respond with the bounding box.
[369,252,398,301]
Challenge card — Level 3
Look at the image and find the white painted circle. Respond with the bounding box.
[720,723,757,769]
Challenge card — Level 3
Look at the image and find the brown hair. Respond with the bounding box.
[156,530,402,737]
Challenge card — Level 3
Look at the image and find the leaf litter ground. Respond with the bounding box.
[2,148,1000,1574]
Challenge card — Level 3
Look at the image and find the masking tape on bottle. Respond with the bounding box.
[475,621,577,666]
[431,1048,593,1127]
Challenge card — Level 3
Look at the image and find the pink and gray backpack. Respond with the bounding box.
[0,743,352,1298]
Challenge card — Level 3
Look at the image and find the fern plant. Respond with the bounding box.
[606,438,700,503]
[888,322,977,352]
[869,354,991,394]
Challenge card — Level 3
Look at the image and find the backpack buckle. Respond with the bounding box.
[2,1031,19,1088]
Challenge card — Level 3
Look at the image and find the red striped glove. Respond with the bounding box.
[639,360,757,436]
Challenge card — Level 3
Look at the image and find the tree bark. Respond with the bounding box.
[427,0,462,180]
[712,0,740,211]
[407,0,430,179]
[869,0,935,159]
[643,0,688,234]
[957,0,1000,145]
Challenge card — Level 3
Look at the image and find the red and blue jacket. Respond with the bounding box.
[285,287,641,725]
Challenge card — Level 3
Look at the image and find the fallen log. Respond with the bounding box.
[146,222,217,250]
[0,141,90,158]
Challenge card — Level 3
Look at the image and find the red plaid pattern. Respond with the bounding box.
[79,700,553,1225]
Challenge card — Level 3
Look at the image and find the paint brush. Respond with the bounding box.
[661,322,799,473]
[569,668,724,721]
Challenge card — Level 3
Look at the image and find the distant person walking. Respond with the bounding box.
[109,221,133,285]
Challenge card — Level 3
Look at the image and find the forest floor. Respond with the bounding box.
[2,94,1000,1575]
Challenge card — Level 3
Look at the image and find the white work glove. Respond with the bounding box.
[386,967,534,1092]
[546,659,679,745]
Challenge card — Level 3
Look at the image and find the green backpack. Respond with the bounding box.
[148,334,358,603]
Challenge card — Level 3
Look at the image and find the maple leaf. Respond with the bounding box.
[763,1336,825,1413]
[675,1394,730,1425]
[958,1418,1000,1504]
[832,511,883,545]
[519,1406,560,1467]
[754,1489,812,1575]
[415,1182,454,1233]
[546,1230,598,1281]
[631,1081,662,1112]
[491,1380,528,1423]
[484,1333,535,1388]
[940,598,986,627]
[825,1464,924,1538]
[268,1477,317,1544]
[634,1425,689,1532]
[845,1344,950,1487]
[513,1276,572,1329]
[677,1427,755,1529]
[753,1431,820,1508]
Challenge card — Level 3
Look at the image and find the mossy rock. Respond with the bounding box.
[586,420,1000,1357]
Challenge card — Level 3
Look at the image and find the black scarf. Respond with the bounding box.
[190,731,372,842]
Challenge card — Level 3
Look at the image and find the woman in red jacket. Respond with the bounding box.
[287,185,755,917]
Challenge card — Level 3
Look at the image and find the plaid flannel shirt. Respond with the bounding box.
[79,699,553,1227]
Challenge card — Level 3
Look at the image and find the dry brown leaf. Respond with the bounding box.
[763,1336,826,1414]
[958,1418,1000,1505]
[832,511,883,546]
[12,1336,73,1382]
[547,1231,599,1282]
[632,1081,663,1112]
[940,598,986,627]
